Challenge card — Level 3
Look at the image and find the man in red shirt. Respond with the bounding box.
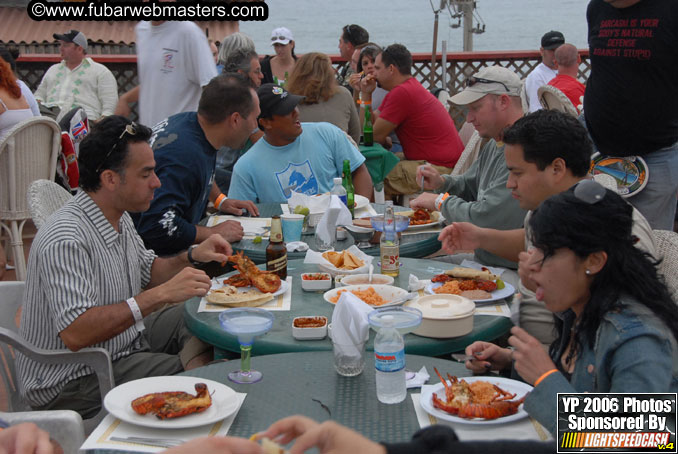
[548,43,585,110]
[358,44,464,199]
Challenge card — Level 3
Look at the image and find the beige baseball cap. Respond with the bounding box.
[449,66,522,106]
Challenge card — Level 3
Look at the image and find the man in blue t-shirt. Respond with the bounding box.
[228,83,373,203]
[133,74,260,256]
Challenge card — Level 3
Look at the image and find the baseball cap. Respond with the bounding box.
[54,30,88,51]
[449,66,522,106]
[257,83,304,118]
[541,31,565,50]
[270,27,293,46]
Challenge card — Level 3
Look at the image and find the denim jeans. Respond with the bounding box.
[580,112,678,230]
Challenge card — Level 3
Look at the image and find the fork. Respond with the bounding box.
[110,436,185,448]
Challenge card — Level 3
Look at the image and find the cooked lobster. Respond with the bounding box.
[431,368,526,420]
[131,383,212,419]
[226,252,281,293]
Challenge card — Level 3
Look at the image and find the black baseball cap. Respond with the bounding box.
[256,83,304,118]
[53,30,88,50]
[541,31,565,50]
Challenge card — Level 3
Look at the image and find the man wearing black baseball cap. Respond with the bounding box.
[524,30,565,112]
[228,83,373,203]
[34,29,118,121]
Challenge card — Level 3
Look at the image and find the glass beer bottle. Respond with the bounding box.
[266,215,287,279]
[342,159,355,218]
[380,201,399,277]
[363,106,374,146]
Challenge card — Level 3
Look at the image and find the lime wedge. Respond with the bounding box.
[253,236,263,244]
[496,278,505,290]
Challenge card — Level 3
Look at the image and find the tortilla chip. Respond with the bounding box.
[322,251,342,268]
[343,251,363,270]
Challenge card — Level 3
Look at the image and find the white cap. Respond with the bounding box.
[270,27,293,46]
[333,177,342,184]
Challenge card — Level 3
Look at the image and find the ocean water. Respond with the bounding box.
[240,0,590,56]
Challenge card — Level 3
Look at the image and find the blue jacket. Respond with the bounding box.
[524,297,678,437]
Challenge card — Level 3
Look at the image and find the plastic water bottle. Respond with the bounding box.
[331,177,348,208]
[374,315,406,404]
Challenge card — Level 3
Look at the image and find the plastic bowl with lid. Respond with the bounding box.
[408,294,475,338]
[368,306,423,335]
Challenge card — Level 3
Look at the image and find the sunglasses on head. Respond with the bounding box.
[271,36,289,42]
[465,76,511,93]
[573,179,607,204]
[95,122,138,174]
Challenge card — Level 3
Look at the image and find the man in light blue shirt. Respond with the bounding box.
[228,84,373,203]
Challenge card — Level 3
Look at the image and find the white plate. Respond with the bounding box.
[425,281,515,303]
[216,273,289,297]
[420,376,531,425]
[104,376,238,429]
[323,284,408,306]
[398,210,444,230]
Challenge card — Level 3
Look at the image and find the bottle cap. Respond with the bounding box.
[333,177,342,184]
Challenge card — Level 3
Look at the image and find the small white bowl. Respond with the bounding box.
[336,227,347,240]
[340,273,395,286]
[293,316,328,340]
[300,273,332,291]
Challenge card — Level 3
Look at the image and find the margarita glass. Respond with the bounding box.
[218,308,274,384]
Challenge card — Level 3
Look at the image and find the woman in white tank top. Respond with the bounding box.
[0,56,33,142]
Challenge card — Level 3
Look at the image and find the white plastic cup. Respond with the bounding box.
[281,214,304,242]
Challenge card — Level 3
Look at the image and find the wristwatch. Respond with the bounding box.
[187,245,203,266]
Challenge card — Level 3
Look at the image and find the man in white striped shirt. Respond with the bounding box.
[17,116,232,418]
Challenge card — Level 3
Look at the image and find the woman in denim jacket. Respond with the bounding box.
[464,181,678,437]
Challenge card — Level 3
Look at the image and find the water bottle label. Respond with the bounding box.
[339,195,348,207]
[374,349,405,372]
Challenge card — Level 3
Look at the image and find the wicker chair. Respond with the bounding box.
[0,117,61,280]
[537,84,579,117]
[653,230,678,302]
[27,179,72,230]
[451,130,483,176]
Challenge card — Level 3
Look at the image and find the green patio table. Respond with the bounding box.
[184,258,513,359]
[224,203,442,263]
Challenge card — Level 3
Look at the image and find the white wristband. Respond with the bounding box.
[126,297,145,332]
[434,193,444,210]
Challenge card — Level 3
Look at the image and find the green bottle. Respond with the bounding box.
[342,159,355,218]
[363,106,373,146]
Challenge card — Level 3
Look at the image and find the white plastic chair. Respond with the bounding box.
[652,230,678,302]
[0,410,85,454]
[0,281,115,435]
[538,84,579,117]
[27,179,73,230]
[0,117,61,280]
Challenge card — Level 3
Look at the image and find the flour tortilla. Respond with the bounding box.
[205,286,273,307]
[444,266,498,281]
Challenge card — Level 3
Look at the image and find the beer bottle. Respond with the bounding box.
[266,215,287,279]
[363,106,374,146]
[342,159,355,218]
[380,201,399,277]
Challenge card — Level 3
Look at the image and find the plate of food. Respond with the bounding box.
[419,373,531,425]
[323,284,409,307]
[316,249,370,276]
[399,209,443,230]
[424,266,515,303]
[205,252,288,307]
[104,376,239,429]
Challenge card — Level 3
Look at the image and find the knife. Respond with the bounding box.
[450,353,476,363]
[379,292,418,308]
[109,436,184,448]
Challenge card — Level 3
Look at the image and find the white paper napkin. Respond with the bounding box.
[354,203,378,219]
[406,366,430,389]
[286,241,309,252]
[199,277,293,312]
[288,191,329,214]
[408,274,428,291]
[331,291,372,357]
[411,390,551,441]
[81,393,247,452]
[315,195,353,245]
[207,215,271,240]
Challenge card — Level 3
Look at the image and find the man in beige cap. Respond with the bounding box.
[410,66,527,270]
[34,29,118,121]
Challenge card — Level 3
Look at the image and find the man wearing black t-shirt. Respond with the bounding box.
[584,0,678,230]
